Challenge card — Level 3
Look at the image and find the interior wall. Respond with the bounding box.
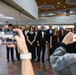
[29,14,76,25]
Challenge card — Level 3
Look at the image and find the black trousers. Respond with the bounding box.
[34,41,38,59]
[37,43,46,62]
[6,47,14,61]
[15,47,20,60]
[50,48,53,56]
[28,43,36,60]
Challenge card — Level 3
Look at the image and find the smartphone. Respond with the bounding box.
[13,32,19,36]
[73,23,76,42]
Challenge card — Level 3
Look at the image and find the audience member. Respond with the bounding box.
[27,26,36,61]
[50,27,59,56]
[6,24,15,62]
[37,25,47,63]
[46,24,53,61]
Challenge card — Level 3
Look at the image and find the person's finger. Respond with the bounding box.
[7,44,15,48]
[68,32,73,36]
[13,28,24,39]
[17,47,22,54]
[14,35,21,43]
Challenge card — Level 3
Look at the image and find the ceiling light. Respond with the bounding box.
[5,17,14,19]
[54,8,56,9]
[48,13,55,16]
[58,2,60,4]
[44,2,46,4]
[64,6,66,8]
[57,6,59,7]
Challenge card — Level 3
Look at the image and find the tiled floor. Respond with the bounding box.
[0,45,53,75]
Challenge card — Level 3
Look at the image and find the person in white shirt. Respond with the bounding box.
[37,25,47,63]
[22,24,29,46]
[23,24,29,39]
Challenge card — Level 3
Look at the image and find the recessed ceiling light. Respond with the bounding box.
[54,8,56,9]
[48,13,55,16]
[64,6,65,8]
[44,2,46,4]
[0,14,14,19]
[45,9,47,11]
[57,6,59,7]
[58,2,60,4]
[39,5,54,9]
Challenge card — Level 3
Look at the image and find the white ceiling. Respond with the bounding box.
[0,1,34,25]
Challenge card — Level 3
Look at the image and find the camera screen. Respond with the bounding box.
[13,32,19,36]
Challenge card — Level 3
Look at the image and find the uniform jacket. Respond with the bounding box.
[36,30,47,44]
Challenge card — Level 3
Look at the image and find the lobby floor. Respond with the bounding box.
[0,45,53,75]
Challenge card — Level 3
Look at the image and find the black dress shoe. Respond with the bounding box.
[7,59,10,62]
[42,60,45,63]
[31,59,35,62]
[37,59,40,62]
[46,59,50,61]
[17,58,20,61]
[12,60,15,62]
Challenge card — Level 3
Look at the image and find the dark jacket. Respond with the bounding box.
[46,29,53,43]
[36,30,47,44]
[22,29,29,40]
[22,30,26,37]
